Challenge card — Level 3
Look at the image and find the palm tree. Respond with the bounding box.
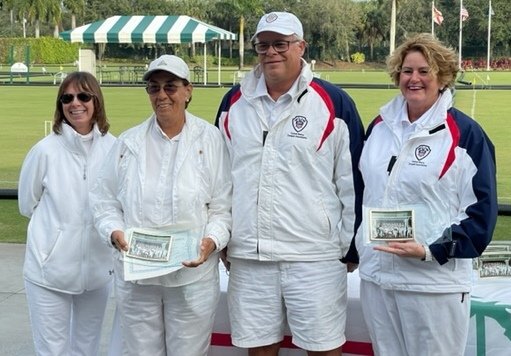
[18,0,48,38]
[63,0,85,29]
[46,0,62,38]
[217,0,264,69]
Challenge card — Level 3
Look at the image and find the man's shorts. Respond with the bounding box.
[227,258,347,351]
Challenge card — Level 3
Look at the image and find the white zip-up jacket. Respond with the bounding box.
[91,113,232,286]
[353,91,497,293]
[215,61,364,261]
[19,123,116,293]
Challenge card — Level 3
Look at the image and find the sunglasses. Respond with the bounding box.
[145,84,183,96]
[60,92,94,104]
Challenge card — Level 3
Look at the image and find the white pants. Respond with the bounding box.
[25,279,110,356]
[115,266,220,356]
[360,280,470,356]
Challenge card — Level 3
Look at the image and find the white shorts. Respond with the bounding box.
[360,280,470,356]
[227,258,347,351]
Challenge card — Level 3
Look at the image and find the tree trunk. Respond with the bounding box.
[35,19,40,38]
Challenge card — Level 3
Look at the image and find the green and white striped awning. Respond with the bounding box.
[60,15,237,44]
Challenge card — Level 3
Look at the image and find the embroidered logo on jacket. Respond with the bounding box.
[292,116,308,132]
[415,145,431,161]
[288,116,309,140]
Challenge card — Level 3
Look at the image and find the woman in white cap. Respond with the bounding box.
[91,54,232,355]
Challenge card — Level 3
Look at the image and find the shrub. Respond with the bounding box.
[350,52,365,64]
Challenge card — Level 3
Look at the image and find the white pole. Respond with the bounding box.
[389,0,396,55]
[458,0,463,69]
[217,41,221,85]
[203,43,207,85]
[486,0,492,71]
[431,1,435,36]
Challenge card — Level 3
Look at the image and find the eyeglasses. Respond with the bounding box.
[60,92,94,104]
[253,40,301,54]
[145,84,183,96]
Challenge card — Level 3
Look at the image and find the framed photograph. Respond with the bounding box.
[476,251,511,278]
[368,209,415,242]
[126,230,172,262]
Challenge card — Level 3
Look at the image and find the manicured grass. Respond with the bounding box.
[1,79,510,243]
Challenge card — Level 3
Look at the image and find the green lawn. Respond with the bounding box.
[1,77,510,243]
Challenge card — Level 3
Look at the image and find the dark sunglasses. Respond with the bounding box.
[60,92,94,104]
[145,84,183,96]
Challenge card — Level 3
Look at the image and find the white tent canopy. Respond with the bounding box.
[59,15,237,84]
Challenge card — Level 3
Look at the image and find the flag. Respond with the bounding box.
[490,4,494,16]
[461,6,469,21]
[433,6,444,25]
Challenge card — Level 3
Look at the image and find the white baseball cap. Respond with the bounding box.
[143,55,190,81]
[251,12,303,41]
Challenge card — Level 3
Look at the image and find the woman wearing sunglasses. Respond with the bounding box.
[18,71,116,355]
[90,55,231,355]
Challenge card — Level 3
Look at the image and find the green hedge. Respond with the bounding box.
[0,37,80,65]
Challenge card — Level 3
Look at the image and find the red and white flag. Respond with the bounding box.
[433,6,444,25]
[461,6,469,21]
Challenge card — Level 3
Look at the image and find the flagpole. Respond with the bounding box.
[486,0,492,71]
[390,0,396,55]
[431,1,435,36]
[458,0,463,69]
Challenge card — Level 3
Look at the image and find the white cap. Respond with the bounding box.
[143,55,190,81]
[251,12,303,41]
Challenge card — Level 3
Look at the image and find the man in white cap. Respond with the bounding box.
[215,11,364,356]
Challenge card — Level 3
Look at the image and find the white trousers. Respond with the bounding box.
[115,266,220,356]
[25,279,110,356]
[360,280,470,356]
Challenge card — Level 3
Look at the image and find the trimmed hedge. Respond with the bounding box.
[0,37,81,65]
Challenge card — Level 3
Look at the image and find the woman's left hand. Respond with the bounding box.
[182,237,216,268]
[373,241,426,260]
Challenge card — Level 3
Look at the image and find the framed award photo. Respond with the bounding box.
[126,229,173,262]
[368,209,415,242]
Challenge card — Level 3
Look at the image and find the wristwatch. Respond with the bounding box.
[421,245,433,262]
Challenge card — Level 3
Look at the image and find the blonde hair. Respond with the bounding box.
[387,33,458,89]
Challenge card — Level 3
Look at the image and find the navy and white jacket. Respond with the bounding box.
[354,90,497,293]
[215,61,364,261]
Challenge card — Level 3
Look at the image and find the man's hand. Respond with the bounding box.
[111,230,128,252]
[182,237,216,268]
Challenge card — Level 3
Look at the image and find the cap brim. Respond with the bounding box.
[251,28,295,42]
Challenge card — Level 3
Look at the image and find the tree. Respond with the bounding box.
[297,0,361,61]
[62,0,85,29]
[18,0,50,38]
[216,0,264,69]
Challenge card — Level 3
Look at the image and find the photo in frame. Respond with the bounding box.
[368,208,415,242]
[126,230,172,262]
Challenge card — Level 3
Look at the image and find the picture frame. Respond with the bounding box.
[368,208,415,242]
[126,230,172,262]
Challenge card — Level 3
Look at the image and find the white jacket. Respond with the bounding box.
[216,61,364,261]
[355,91,497,293]
[19,123,116,293]
[91,113,232,286]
